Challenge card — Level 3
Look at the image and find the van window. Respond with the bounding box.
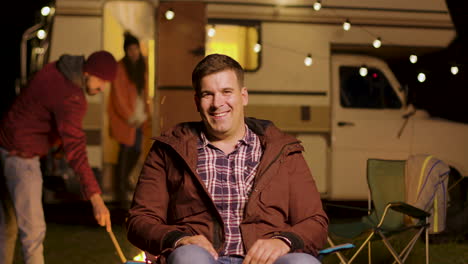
[339,66,402,109]
[205,22,260,71]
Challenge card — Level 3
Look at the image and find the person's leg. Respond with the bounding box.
[115,144,134,206]
[126,128,143,191]
[168,245,217,264]
[217,256,244,264]
[116,140,140,203]
[4,155,45,264]
[0,149,19,264]
[274,253,321,264]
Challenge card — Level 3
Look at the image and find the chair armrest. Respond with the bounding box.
[388,201,430,220]
[376,201,431,228]
[318,243,355,255]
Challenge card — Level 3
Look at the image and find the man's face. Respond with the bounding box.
[84,74,108,96]
[195,69,248,140]
[126,44,141,63]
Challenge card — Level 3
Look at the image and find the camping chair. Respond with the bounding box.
[327,159,431,264]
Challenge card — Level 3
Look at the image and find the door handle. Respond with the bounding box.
[337,121,355,127]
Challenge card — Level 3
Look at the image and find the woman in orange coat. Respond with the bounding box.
[108,32,150,206]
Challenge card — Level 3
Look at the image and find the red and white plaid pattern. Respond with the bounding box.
[197,126,263,256]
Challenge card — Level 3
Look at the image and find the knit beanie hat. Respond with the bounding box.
[124,31,140,50]
[83,51,117,81]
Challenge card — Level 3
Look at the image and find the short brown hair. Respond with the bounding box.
[192,54,244,95]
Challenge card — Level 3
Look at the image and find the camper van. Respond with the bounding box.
[27,0,466,202]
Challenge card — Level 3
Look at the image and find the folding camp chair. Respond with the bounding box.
[327,159,431,264]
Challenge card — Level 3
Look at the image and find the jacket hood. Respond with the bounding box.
[56,55,85,87]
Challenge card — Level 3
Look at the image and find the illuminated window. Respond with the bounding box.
[205,21,261,71]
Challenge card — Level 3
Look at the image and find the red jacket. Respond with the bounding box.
[126,118,328,262]
[0,56,101,199]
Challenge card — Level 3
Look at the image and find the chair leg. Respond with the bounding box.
[367,241,371,264]
[348,233,376,264]
[327,236,349,264]
[425,217,429,264]
[399,228,425,263]
[377,230,403,264]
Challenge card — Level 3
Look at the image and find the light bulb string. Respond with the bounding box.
[128,3,456,69]
[261,40,329,61]
[158,2,408,62]
[328,8,402,47]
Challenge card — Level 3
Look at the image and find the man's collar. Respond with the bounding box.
[197,124,254,149]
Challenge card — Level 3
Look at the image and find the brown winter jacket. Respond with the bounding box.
[126,117,328,262]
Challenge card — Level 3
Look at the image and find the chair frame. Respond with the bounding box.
[329,202,430,264]
[328,159,432,264]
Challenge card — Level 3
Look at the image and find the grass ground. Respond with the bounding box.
[11,201,468,264]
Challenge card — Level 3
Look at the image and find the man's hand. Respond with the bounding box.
[90,193,111,232]
[243,238,290,264]
[176,235,218,260]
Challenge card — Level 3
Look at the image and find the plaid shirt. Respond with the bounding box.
[197,125,263,256]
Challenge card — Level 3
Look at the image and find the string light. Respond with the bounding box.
[165,9,175,20]
[162,6,456,77]
[451,66,459,75]
[207,25,216,37]
[253,43,262,53]
[37,29,47,40]
[41,6,51,16]
[359,66,368,77]
[304,54,313,66]
[372,37,382,48]
[313,0,322,11]
[417,72,426,82]
[343,19,351,31]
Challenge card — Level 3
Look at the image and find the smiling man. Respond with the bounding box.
[126,54,328,264]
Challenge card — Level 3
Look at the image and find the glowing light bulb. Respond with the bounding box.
[133,251,146,261]
[207,26,216,37]
[253,43,262,53]
[313,0,322,11]
[304,54,313,66]
[359,66,368,77]
[37,29,47,40]
[343,20,351,31]
[41,6,51,16]
[417,73,426,83]
[373,37,382,48]
[409,54,418,64]
[165,9,175,20]
[451,66,459,75]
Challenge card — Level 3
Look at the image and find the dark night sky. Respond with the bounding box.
[3,1,52,119]
[401,0,468,124]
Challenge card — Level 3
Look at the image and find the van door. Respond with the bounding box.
[329,55,411,200]
[156,1,206,132]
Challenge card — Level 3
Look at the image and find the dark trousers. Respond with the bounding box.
[115,128,142,208]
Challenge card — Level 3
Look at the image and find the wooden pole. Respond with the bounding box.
[108,229,127,263]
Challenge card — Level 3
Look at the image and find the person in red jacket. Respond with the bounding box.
[0,50,117,264]
[126,54,328,264]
